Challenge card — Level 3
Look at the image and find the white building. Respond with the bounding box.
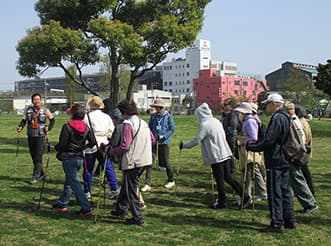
[162,39,211,100]
[132,85,172,112]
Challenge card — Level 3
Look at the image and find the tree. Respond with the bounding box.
[280,67,312,104]
[65,66,78,107]
[315,59,331,97]
[16,0,211,107]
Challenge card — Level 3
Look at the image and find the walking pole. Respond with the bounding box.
[174,147,182,198]
[252,152,256,222]
[36,135,51,215]
[13,132,20,184]
[240,147,248,225]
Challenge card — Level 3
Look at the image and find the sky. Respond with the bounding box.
[1,0,330,90]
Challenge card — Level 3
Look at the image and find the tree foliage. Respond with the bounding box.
[280,67,312,104]
[315,59,331,98]
[17,0,211,107]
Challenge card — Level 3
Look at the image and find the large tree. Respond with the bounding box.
[315,59,331,97]
[16,0,211,107]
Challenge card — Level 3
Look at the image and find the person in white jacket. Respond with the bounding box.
[179,103,250,209]
[83,96,119,200]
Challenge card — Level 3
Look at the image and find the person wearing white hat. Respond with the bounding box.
[246,93,296,233]
[83,96,119,200]
[141,98,175,191]
[234,103,267,204]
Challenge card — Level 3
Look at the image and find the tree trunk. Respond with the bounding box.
[126,71,136,101]
[109,50,120,109]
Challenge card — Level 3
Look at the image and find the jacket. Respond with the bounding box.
[183,103,232,166]
[55,120,96,160]
[221,110,239,152]
[247,109,290,169]
[149,110,175,145]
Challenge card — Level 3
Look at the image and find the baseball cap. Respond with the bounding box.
[262,93,284,104]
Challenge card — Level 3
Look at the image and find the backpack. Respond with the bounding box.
[283,118,309,165]
[257,121,267,143]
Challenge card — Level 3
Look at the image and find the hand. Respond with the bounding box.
[17,126,22,133]
[157,135,164,141]
[44,126,49,133]
[179,140,184,150]
[47,144,54,153]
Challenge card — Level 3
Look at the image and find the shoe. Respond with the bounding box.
[125,217,146,227]
[284,222,297,229]
[141,185,151,192]
[300,204,318,214]
[255,195,268,201]
[164,181,175,189]
[210,199,226,209]
[39,175,46,181]
[139,202,146,210]
[239,196,251,209]
[29,177,38,184]
[79,209,93,217]
[109,189,119,200]
[158,166,166,171]
[111,210,128,219]
[260,225,285,233]
[52,203,68,212]
[85,192,91,199]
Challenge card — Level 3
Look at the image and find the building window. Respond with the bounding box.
[234,90,238,95]
[235,80,240,86]
[187,88,189,92]
[169,82,172,86]
[164,82,167,86]
[186,64,190,68]
[243,81,248,86]
[187,80,190,84]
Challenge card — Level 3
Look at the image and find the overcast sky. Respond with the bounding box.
[1,0,330,90]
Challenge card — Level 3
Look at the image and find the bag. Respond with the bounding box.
[257,122,267,143]
[283,120,309,165]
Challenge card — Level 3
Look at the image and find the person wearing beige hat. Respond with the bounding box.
[234,102,267,205]
[141,98,175,191]
[285,101,318,214]
[83,96,119,200]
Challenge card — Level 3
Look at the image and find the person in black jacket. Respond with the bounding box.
[247,93,296,233]
[52,104,97,217]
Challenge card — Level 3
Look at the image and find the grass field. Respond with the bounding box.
[0,114,330,246]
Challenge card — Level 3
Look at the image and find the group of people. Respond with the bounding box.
[17,94,175,226]
[17,92,317,230]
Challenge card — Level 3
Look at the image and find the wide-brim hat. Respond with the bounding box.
[284,101,295,110]
[249,102,258,114]
[234,102,253,114]
[87,96,104,109]
[150,98,165,108]
[262,93,284,104]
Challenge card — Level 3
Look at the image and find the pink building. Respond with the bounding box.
[193,69,267,112]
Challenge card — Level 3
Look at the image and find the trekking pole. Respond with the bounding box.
[240,148,248,226]
[36,135,51,215]
[13,132,20,184]
[252,153,256,222]
[174,148,182,198]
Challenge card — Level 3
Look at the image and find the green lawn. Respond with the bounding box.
[0,114,330,246]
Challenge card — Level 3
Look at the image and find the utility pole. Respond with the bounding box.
[44,80,49,104]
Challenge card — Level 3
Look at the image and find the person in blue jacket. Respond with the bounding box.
[141,98,175,191]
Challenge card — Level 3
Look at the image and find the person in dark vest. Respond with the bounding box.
[17,93,55,184]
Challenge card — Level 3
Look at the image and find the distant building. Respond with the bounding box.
[15,74,101,94]
[13,96,68,114]
[193,68,267,113]
[137,68,163,90]
[266,61,317,91]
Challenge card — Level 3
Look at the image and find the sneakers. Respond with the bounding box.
[79,209,93,217]
[109,189,119,200]
[210,199,226,209]
[125,218,146,227]
[141,185,151,192]
[139,202,146,210]
[85,192,91,199]
[260,225,285,233]
[111,210,128,219]
[164,181,175,189]
[284,222,297,229]
[29,177,38,184]
[255,195,268,201]
[300,204,319,214]
[158,166,166,171]
[52,203,68,212]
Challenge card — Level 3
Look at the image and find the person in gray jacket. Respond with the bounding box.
[179,103,250,209]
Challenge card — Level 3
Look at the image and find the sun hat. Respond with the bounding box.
[249,102,258,114]
[284,101,295,110]
[234,102,253,114]
[87,96,104,109]
[262,93,284,104]
[150,98,165,108]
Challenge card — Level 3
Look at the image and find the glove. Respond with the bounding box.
[179,140,184,150]
[47,144,54,153]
